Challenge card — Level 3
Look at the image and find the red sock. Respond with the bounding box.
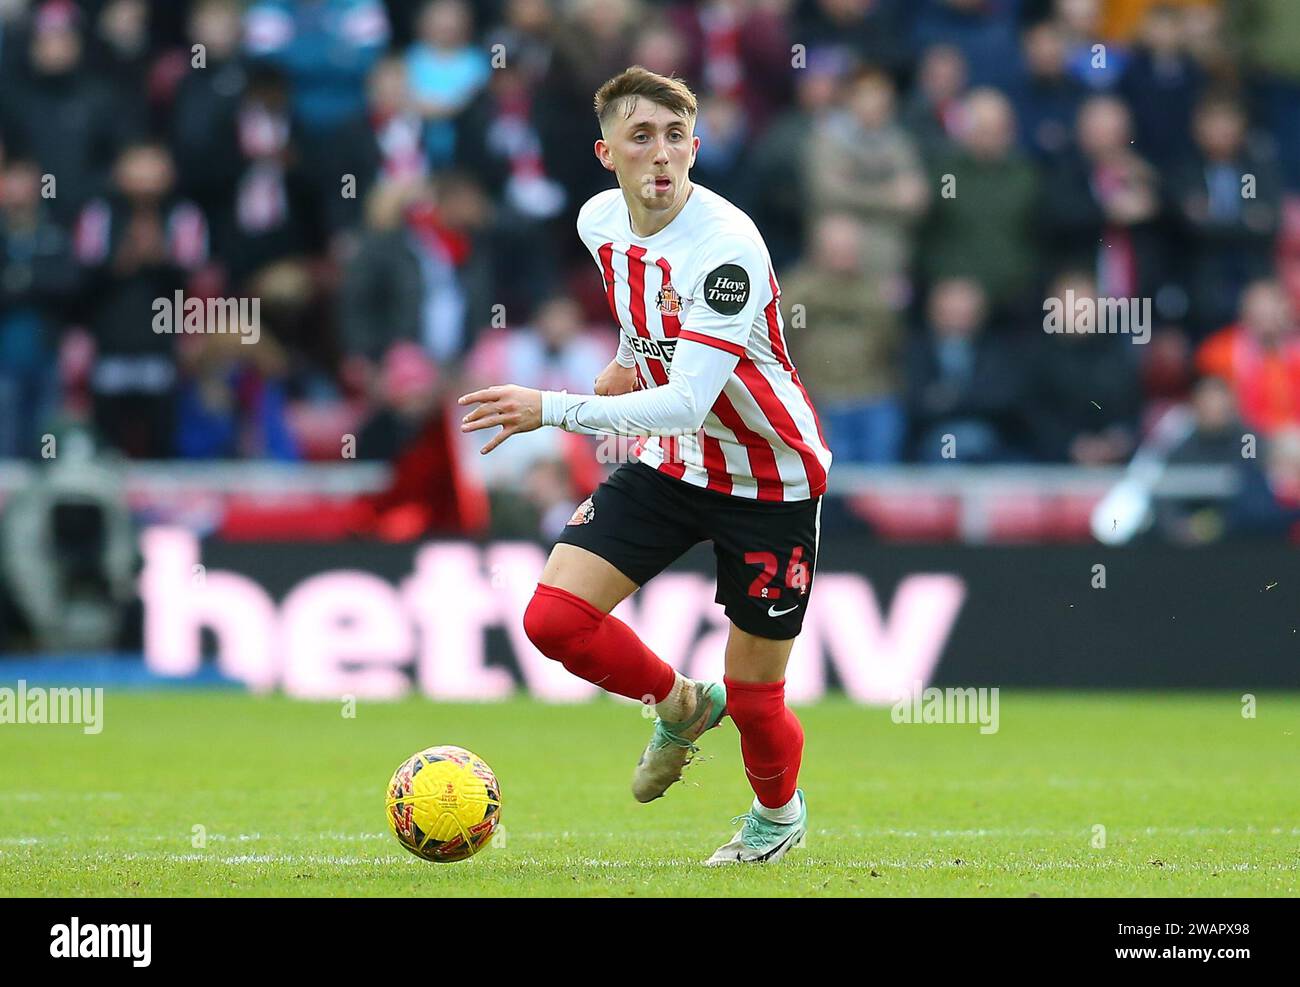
[724,677,804,809]
[523,584,677,703]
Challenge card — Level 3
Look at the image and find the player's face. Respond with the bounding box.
[597,100,698,211]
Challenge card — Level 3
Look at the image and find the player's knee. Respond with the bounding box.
[724,678,787,730]
[522,591,566,659]
[523,584,602,660]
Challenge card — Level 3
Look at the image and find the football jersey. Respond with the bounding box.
[575,183,831,501]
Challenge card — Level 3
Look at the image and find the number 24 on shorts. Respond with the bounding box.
[743,548,810,600]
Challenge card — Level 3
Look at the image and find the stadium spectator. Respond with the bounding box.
[1140,322,1196,405]
[401,169,494,363]
[244,0,390,139]
[689,93,753,209]
[1041,95,1164,302]
[88,0,153,113]
[905,277,1025,463]
[454,61,564,318]
[0,0,131,222]
[550,0,635,112]
[480,0,603,218]
[1118,2,1203,172]
[482,0,554,89]
[0,0,1293,537]
[780,212,904,464]
[217,64,322,288]
[662,0,794,134]
[404,0,490,168]
[354,339,438,461]
[1195,279,1300,436]
[460,294,607,527]
[921,87,1041,313]
[1057,0,1130,92]
[795,0,913,77]
[171,0,251,224]
[1229,0,1300,190]
[631,15,693,83]
[246,256,334,396]
[0,154,77,459]
[175,319,300,460]
[463,295,609,402]
[1012,18,1087,162]
[325,56,429,235]
[349,340,488,538]
[900,43,969,163]
[1278,198,1300,317]
[1024,269,1143,464]
[1166,374,1247,466]
[1169,92,1283,336]
[806,68,928,292]
[1180,2,1231,78]
[380,0,427,48]
[338,167,491,382]
[747,46,847,269]
[913,0,1022,91]
[0,0,28,85]
[340,179,428,378]
[74,141,208,459]
[1155,374,1247,544]
[1098,0,1213,43]
[454,57,566,221]
[1227,425,1300,540]
[520,456,590,540]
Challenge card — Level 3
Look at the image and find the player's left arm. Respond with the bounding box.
[458,235,764,452]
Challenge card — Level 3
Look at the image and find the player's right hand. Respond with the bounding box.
[594,359,639,396]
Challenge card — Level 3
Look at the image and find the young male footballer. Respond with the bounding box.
[458,66,831,865]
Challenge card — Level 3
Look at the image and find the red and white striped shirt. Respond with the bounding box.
[558,183,830,501]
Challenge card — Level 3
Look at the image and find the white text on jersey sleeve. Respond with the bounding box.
[678,233,766,353]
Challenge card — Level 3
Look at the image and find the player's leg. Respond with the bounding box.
[537,542,638,614]
[629,660,728,804]
[523,542,678,702]
[522,466,706,726]
[704,625,807,865]
[703,496,820,865]
[524,464,728,801]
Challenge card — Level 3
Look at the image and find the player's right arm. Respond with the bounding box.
[537,232,765,438]
[594,357,638,396]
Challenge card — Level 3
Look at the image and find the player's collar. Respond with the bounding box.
[624,182,698,241]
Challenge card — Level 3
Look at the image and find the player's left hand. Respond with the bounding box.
[457,384,543,454]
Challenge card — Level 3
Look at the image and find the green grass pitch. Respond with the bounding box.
[1,691,1296,897]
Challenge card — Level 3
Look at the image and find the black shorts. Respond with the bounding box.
[555,461,821,640]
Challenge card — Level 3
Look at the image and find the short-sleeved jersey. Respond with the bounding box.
[576,183,831,501]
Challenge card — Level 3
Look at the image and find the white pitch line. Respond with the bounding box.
[0,792,124,801]
[3,825,1299,847]
[2,850,1295,875]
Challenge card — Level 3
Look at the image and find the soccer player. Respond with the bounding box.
[458,66,831,865]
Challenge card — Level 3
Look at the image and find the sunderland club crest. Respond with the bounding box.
[656,283,681,316]
[566,497,595,525]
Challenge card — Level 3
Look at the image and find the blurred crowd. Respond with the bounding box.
[2,0,1300,540]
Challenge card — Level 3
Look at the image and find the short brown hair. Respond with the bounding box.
[593,65,698,132]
